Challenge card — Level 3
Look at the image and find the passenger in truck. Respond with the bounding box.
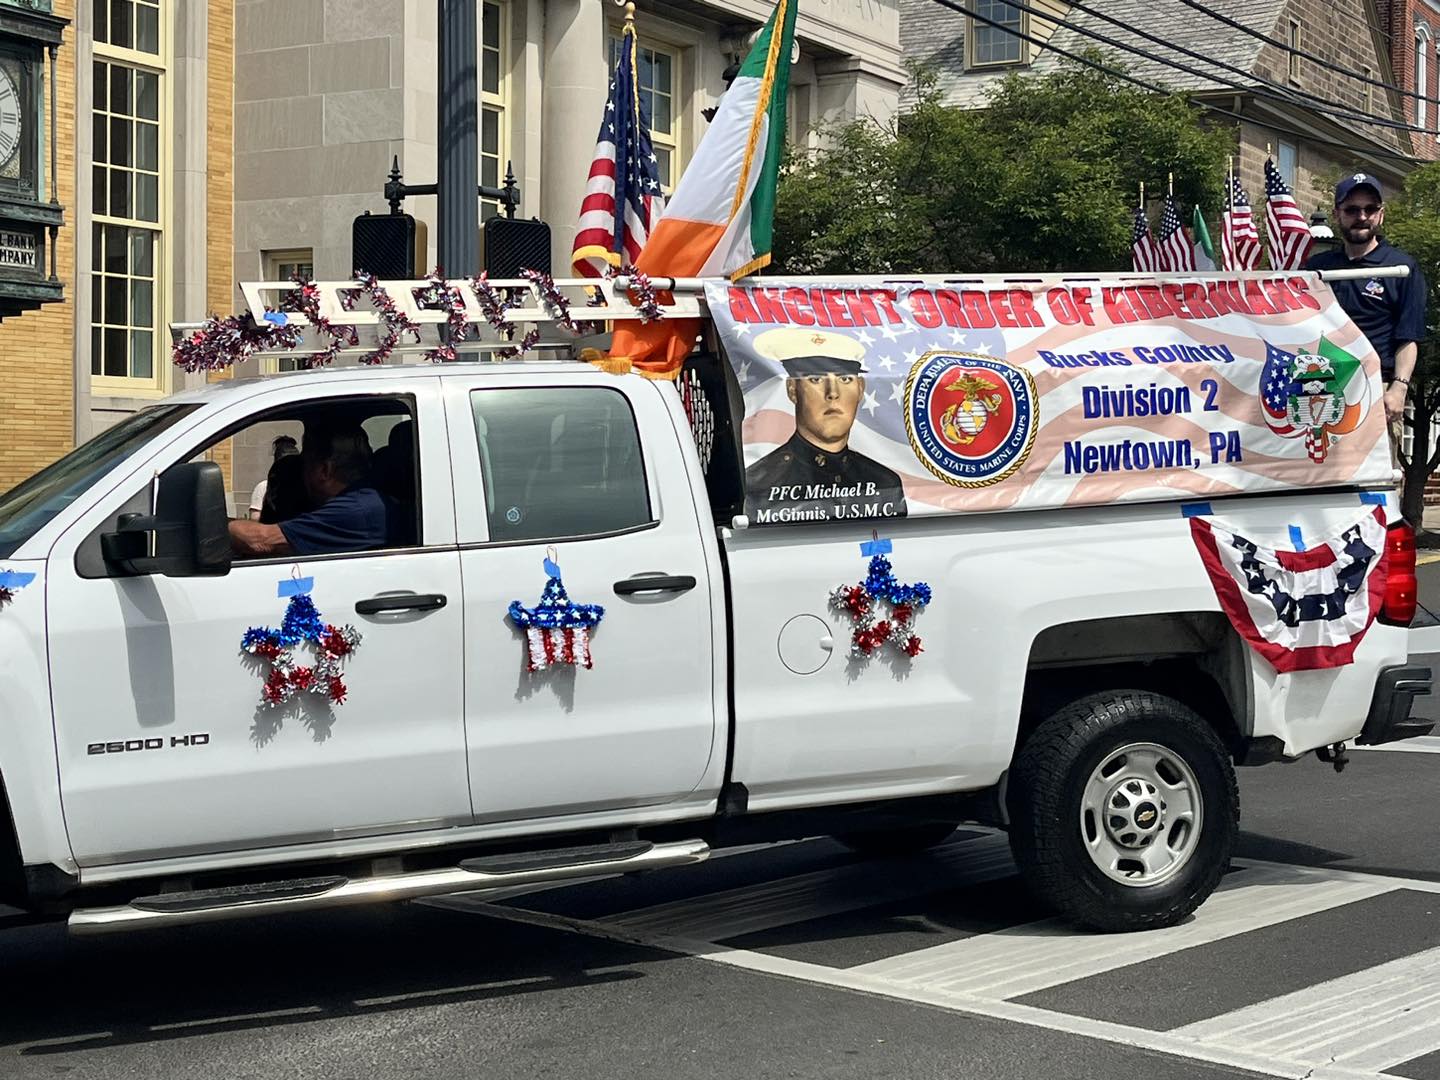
[227,425,398,558]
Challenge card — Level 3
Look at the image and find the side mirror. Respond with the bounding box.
[101,461,232,577]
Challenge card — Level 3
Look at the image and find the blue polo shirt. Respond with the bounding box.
[1305,239,1427,376]
[280,486,392,555]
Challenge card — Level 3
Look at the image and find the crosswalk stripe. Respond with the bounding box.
[1173,946,1440,1071]
[849,864,1393,998]
[607,833,1015,940]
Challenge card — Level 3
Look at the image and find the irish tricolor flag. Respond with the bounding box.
[607,0,798,378]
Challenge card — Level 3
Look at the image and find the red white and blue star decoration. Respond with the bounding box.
[0,569,36,611]
[241,577,362,707]
[509,555,606,671]
[830,539,932,659]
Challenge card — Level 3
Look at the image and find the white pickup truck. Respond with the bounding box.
[0,272,1429,936]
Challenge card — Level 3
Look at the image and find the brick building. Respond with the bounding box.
[900,0,1433,215]
[1377,0,1440,160]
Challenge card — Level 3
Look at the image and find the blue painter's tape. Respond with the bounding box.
[262,310,289,326]
[1180,502,1212,518]
[860,538,894,556]
[1288,525,1306,551]
[0,570,35,589]
[543,557,561,578]
[1359,492,1386,506]
[277,576,314,597]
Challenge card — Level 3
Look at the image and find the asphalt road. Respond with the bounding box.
[4,578,1440,1080]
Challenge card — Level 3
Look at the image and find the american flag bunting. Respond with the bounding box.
[1130,205,1160,273]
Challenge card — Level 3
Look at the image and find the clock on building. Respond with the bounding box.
[0,62,24,176]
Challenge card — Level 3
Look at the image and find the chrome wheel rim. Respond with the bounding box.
[1079,741,1203,888]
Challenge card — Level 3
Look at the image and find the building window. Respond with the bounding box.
[91,0,164,387]
[969,1,1025,67]
[1277,140,1298,188]
[1362,64,1373,112]
[1288,19,1301,82]
[264,249,314,373]
[481,0,508,220]
[609,35,681,193]
[788,82,812,150]
[1417,27,1430,130]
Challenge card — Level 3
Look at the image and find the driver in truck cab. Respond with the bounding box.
[227,425,398,557]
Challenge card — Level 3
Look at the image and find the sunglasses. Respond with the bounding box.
[1339,203,1382,217]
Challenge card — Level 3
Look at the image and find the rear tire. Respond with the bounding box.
[836,821,959,857]
[1007,690,1238,932]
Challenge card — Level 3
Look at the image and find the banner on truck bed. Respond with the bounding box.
[707,275,1392,525]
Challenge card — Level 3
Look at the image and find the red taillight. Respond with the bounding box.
[1379,521,1418,627]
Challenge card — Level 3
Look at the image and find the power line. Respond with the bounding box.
[978,0,1436,138]
[1057,0,1428,137]
[1170,0,1438,108]
[925,0,1423,166]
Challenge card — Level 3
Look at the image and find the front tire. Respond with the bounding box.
[1007,690,1238,932]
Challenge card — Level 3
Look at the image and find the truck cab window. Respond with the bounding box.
[469,387,651,542]
[189,396,420,560]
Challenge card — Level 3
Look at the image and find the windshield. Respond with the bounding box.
[0,404,199,559]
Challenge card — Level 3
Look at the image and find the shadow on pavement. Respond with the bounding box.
[0,900,655,1055]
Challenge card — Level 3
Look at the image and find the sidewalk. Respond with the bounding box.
[1423,505,1440,565]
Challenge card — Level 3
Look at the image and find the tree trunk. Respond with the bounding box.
[1403,367,1433,528]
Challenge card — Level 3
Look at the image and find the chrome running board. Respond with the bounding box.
[68,838,710,935]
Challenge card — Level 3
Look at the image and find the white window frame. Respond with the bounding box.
[90,0,169,397]
[1417,25,1430,130]
[261,248,314,374]
[608,31,682,195]
[1288,19,1301,83]
[1277,139,1298,189]
[1362,64,1373,112]
[967,1,1026,69]
[480,0,510,220]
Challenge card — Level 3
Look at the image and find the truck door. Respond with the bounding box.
[46,379,473,865]
[444,372,722,823]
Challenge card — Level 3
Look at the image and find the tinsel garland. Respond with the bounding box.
[830,555,932,660]
[415,269,472,362]
[617,266,664,323]
[508,567,606,672]
[241,593,363,707]
[522,268,601,337]
[287,275,360,368]
[173,311,305,373]
[354,271,422,365]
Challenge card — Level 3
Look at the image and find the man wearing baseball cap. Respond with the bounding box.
[1305,172,1427,426]
[744,327,908,521]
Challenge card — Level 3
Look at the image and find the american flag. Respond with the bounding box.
[1130,205,1160,272]
[1222,176,1262,271]
[1261,341,1299,436]
[1157,194,1195,272]
[1263,158,1313,271]
[571,23,666,277]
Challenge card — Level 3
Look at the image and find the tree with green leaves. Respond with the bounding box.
[1372,164,1440,527]
[772,61,1236,275]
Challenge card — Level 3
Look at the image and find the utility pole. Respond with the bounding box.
[437,0,479,275]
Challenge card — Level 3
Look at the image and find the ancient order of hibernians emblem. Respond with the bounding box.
[904,352,1037,487]
[1261,339,1370,464]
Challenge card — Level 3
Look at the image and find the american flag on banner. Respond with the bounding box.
[1157,194,1196,271]
[1263,158,1313,271]
[1222,175,1262,271]
[1189,507,1388,672]
[1130,205,1160,272]
[571,21,666,277]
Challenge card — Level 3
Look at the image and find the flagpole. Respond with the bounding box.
[1225,155,1234,271]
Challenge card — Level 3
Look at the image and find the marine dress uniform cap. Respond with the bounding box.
[753,327,868,377]
[1335,173,1383,205]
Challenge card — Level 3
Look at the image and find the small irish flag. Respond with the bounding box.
[606,0,798,378]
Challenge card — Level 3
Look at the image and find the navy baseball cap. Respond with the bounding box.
[1335,172,1383,205]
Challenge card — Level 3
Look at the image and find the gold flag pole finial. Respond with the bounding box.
[1139,180,1145,206]
[1167,171,1174,196]
[623,0,636,26]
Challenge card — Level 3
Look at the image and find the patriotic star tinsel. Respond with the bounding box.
[354,270,422,365]
[617,266,663,323]
[830,554,932,660]
[416,268,472,362]
[508,565,606,672]
[241,593,362,708]
[0,569,36,611]
[522,268,601,336]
